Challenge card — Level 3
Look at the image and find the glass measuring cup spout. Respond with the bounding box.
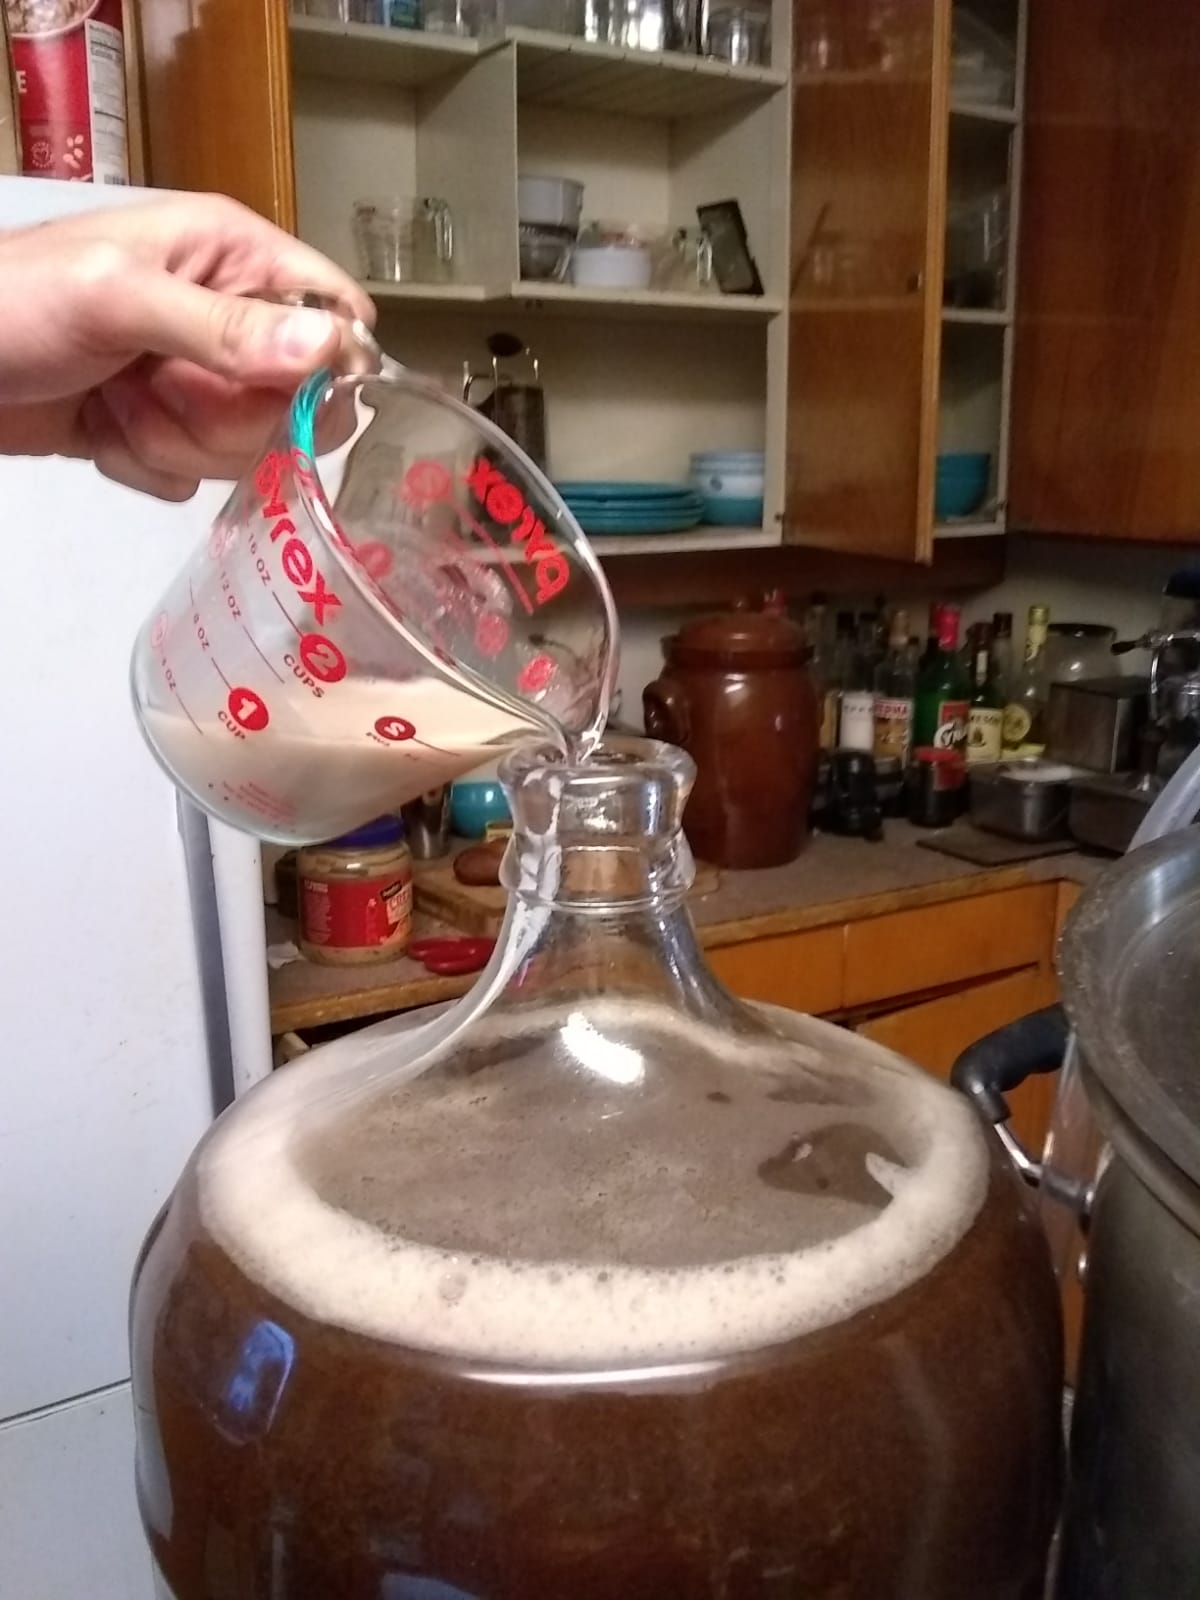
[131,346,619,845]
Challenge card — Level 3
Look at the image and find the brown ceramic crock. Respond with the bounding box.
[643,608,820,869]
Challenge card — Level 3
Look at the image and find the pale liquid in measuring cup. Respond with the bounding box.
[142,677,554,844]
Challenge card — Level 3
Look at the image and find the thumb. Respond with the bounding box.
[115,270,343,388]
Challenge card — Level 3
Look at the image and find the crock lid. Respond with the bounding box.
[1060,828,1200,1190]
[669,608,808,664]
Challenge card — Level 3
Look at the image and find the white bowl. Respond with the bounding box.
[518,174,584,229]
[571,243,653,291]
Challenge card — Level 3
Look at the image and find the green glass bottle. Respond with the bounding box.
[912,603,970,754]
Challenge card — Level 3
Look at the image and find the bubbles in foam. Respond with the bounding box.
[197,1003,989,1369]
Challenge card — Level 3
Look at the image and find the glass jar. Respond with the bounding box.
[132,739,1061,1598]
[1043,622,1117,685]
[704,1,769,65]
[297,815,413,965]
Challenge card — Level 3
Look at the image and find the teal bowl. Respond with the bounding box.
[935,451,990,519]
[449,780,511,839]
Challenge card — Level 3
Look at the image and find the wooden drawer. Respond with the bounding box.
[707,926,844,1015]
[843,884,1056,1009]
[856,966,1059,1156]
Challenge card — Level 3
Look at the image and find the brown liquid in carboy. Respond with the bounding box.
[133,1007,1062,1600]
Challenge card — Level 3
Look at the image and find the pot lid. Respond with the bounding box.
[1059,827,1200,1188]
[670,608,808,664]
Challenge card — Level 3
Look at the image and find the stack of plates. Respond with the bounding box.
[555,481,703,537]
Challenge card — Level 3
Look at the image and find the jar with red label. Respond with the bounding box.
[298,817,413,967]
[908,746,966,829]
[5,0,130,184]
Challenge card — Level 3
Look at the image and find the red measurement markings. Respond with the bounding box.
[462,457,570,608]
[225,687,269,734]
[241,623,286,684]
[456,502,535,615]
[370,713,461,761]
[152,610,204,735]
[519,654,556,695]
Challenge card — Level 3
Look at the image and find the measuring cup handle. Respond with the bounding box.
[643,676,691,747]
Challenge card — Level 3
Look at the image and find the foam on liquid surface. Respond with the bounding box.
[197,1002,989,1368]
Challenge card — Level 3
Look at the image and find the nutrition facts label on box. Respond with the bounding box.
[83,17,127,184]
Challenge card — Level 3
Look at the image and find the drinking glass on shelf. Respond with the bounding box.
[422,0,497,34]
[293,0,387,19]
[704,1,769,65]
[352,196,457,284]
[500,0,583,33]
[652,227,716,293]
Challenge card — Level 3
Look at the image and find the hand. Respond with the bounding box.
[0,192,376,500]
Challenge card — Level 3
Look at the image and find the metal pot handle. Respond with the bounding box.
[951,1005,1092,1219]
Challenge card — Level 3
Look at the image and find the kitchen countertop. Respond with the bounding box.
[267,823,1108,1034]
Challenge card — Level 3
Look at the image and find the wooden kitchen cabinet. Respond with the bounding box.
[137,0,296,229]
[786,0,1027,561]
[707,926,844,1015]
[1010,0,1200,542]
[842,880,1055,1008]
[855,964,1058,1152]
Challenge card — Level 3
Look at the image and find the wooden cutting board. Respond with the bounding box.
[415,858,721,937]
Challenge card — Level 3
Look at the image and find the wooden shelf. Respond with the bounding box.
[509,280,783,320]
[934,517,1006,538]
[792,294,920,313]
[366,278,496,303]
[363,278,781,321]
[950,97,1019,126]
[794,68,927,88]
[289,15,481,85]
[590,525,779,555]
[508,27,788,117]
[942,306,1011,325]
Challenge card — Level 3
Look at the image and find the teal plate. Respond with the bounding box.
[575,513,702,535]
[556,480,694,501]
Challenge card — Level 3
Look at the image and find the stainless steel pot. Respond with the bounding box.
[954,828,1200,1599]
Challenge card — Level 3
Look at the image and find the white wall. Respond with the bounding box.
[968,535,1194,645]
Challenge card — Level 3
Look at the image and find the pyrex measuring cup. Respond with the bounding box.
[131,328,618,845]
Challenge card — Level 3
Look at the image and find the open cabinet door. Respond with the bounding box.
[785,0,950,562]
[136,0,296,230]
[1010,1,1200,542]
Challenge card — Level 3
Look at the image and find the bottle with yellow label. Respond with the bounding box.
[1002,605,1049,757]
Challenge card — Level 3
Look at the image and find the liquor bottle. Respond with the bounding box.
[1003,605,1050,757]
[966,623,1004,764]
[873,609,916,762]
[919,602,943,673]
[804,593,830,734]
[839,626,878,752]
[912,603,970,754]
[820,610,857,749]
[990,611,1014,705]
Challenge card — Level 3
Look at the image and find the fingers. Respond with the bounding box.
[98,268,347,390]
[80,392,200,502]
[106,193,376,329]
[160,194,376,326]
[111,362,281,477]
